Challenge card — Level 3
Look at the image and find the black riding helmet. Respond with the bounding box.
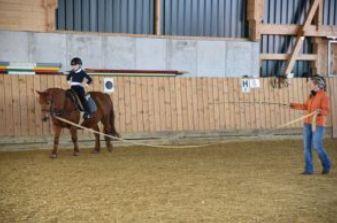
[70,57,82,66]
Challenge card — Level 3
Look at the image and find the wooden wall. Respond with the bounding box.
[0,0,57,32]
[0,75,336,139]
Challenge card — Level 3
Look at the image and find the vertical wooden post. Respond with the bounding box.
[43,0,58,31]
[247,0,264,41]
[154,0,161,35]
[312,38,328,75]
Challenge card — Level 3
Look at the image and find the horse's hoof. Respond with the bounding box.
[107,147,113,153]
[73,152,80,156]
[49,153,57,159]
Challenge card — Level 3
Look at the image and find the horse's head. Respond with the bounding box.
[36,90,52,122]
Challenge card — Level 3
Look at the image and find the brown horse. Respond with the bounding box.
[37,88,119,158]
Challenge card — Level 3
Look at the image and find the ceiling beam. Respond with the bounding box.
[260,53,317,61]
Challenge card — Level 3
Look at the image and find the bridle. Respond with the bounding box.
[42,95,75,118]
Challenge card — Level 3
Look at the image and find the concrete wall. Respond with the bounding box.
[0,30,259,77]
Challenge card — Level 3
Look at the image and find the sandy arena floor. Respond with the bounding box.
[0,139,337,223]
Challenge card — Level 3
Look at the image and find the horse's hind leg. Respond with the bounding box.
[92,124,101,154]
[50,125,61,158]
[102,116,115,152]
[70,126,80,156]
[104,125,113,152]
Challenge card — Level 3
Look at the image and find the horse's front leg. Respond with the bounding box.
[70,126,80,156]
[50,125,62,158]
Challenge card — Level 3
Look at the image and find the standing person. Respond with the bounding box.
[290,75,331,175]
[67,57,94,119]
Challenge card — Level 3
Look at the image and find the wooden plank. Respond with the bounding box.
[147,78,155,132]
[0,75,4,136]
[268,78,275,129]
[327,79,334,127]
[33,76,43,137]
[54,75,62,88]
[302,0,320,28]
[218,78,225,129]
[329,78,337,137]
[238,78,246,130]
[233,78,241,130]
[201,78,210,130]
[180,78,189,130]
[124,77,132,133]
[224,78,231,130]
[286,79,294,129]
[186,78,194,131]
[152,78,160,131]
[317,0,323,27]
[297,79,305,128]
[0,2,48,10]
[264,78,272,129]
[294,79,306,128]
[212,78,220,130]
[275,85,282,127]
[248,82,256,129]
[228,78,235,130]
[259,24,337,37]
[19,76,28,136]
[196,78,204,131]
[141,77,150,132]
[158,77,166,131]
[159,77,169,130]
[246,81,253,129]
[259,79,267,129]
[260,53,317,61]
[287,78,294,129]
[60,75,68,90]
[26,76,36,136]
[118,77,126,134]
[3,75,14,136]
[43,0,57,31]
[191,77,198,130]
[207,78,215,130]
[175,78,183,131]
[247,0,264,41]
[282,83,290,127]
[270,86,277,128]
[285,36,305,75]
[129,77,138,133]
[110,77,120,134]
[11,76,21,136]
[253,80,260,129]
[169,78,177,131]
[326,78,333,127]
[227,79,234,130]
[278,83,287,128]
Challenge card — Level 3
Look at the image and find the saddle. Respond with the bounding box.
[65,89,97,114]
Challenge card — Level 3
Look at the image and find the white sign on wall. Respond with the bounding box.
[241,79,250,93]
[249,79,260,88]
[103,78,115,93]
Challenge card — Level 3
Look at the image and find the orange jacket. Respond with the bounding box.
[290,90,330,126]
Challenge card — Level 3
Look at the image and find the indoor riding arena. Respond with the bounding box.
[1,0,337,222]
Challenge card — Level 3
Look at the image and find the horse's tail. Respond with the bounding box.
[107,94,120,138]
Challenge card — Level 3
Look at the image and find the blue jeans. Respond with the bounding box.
[303,124,331,173]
